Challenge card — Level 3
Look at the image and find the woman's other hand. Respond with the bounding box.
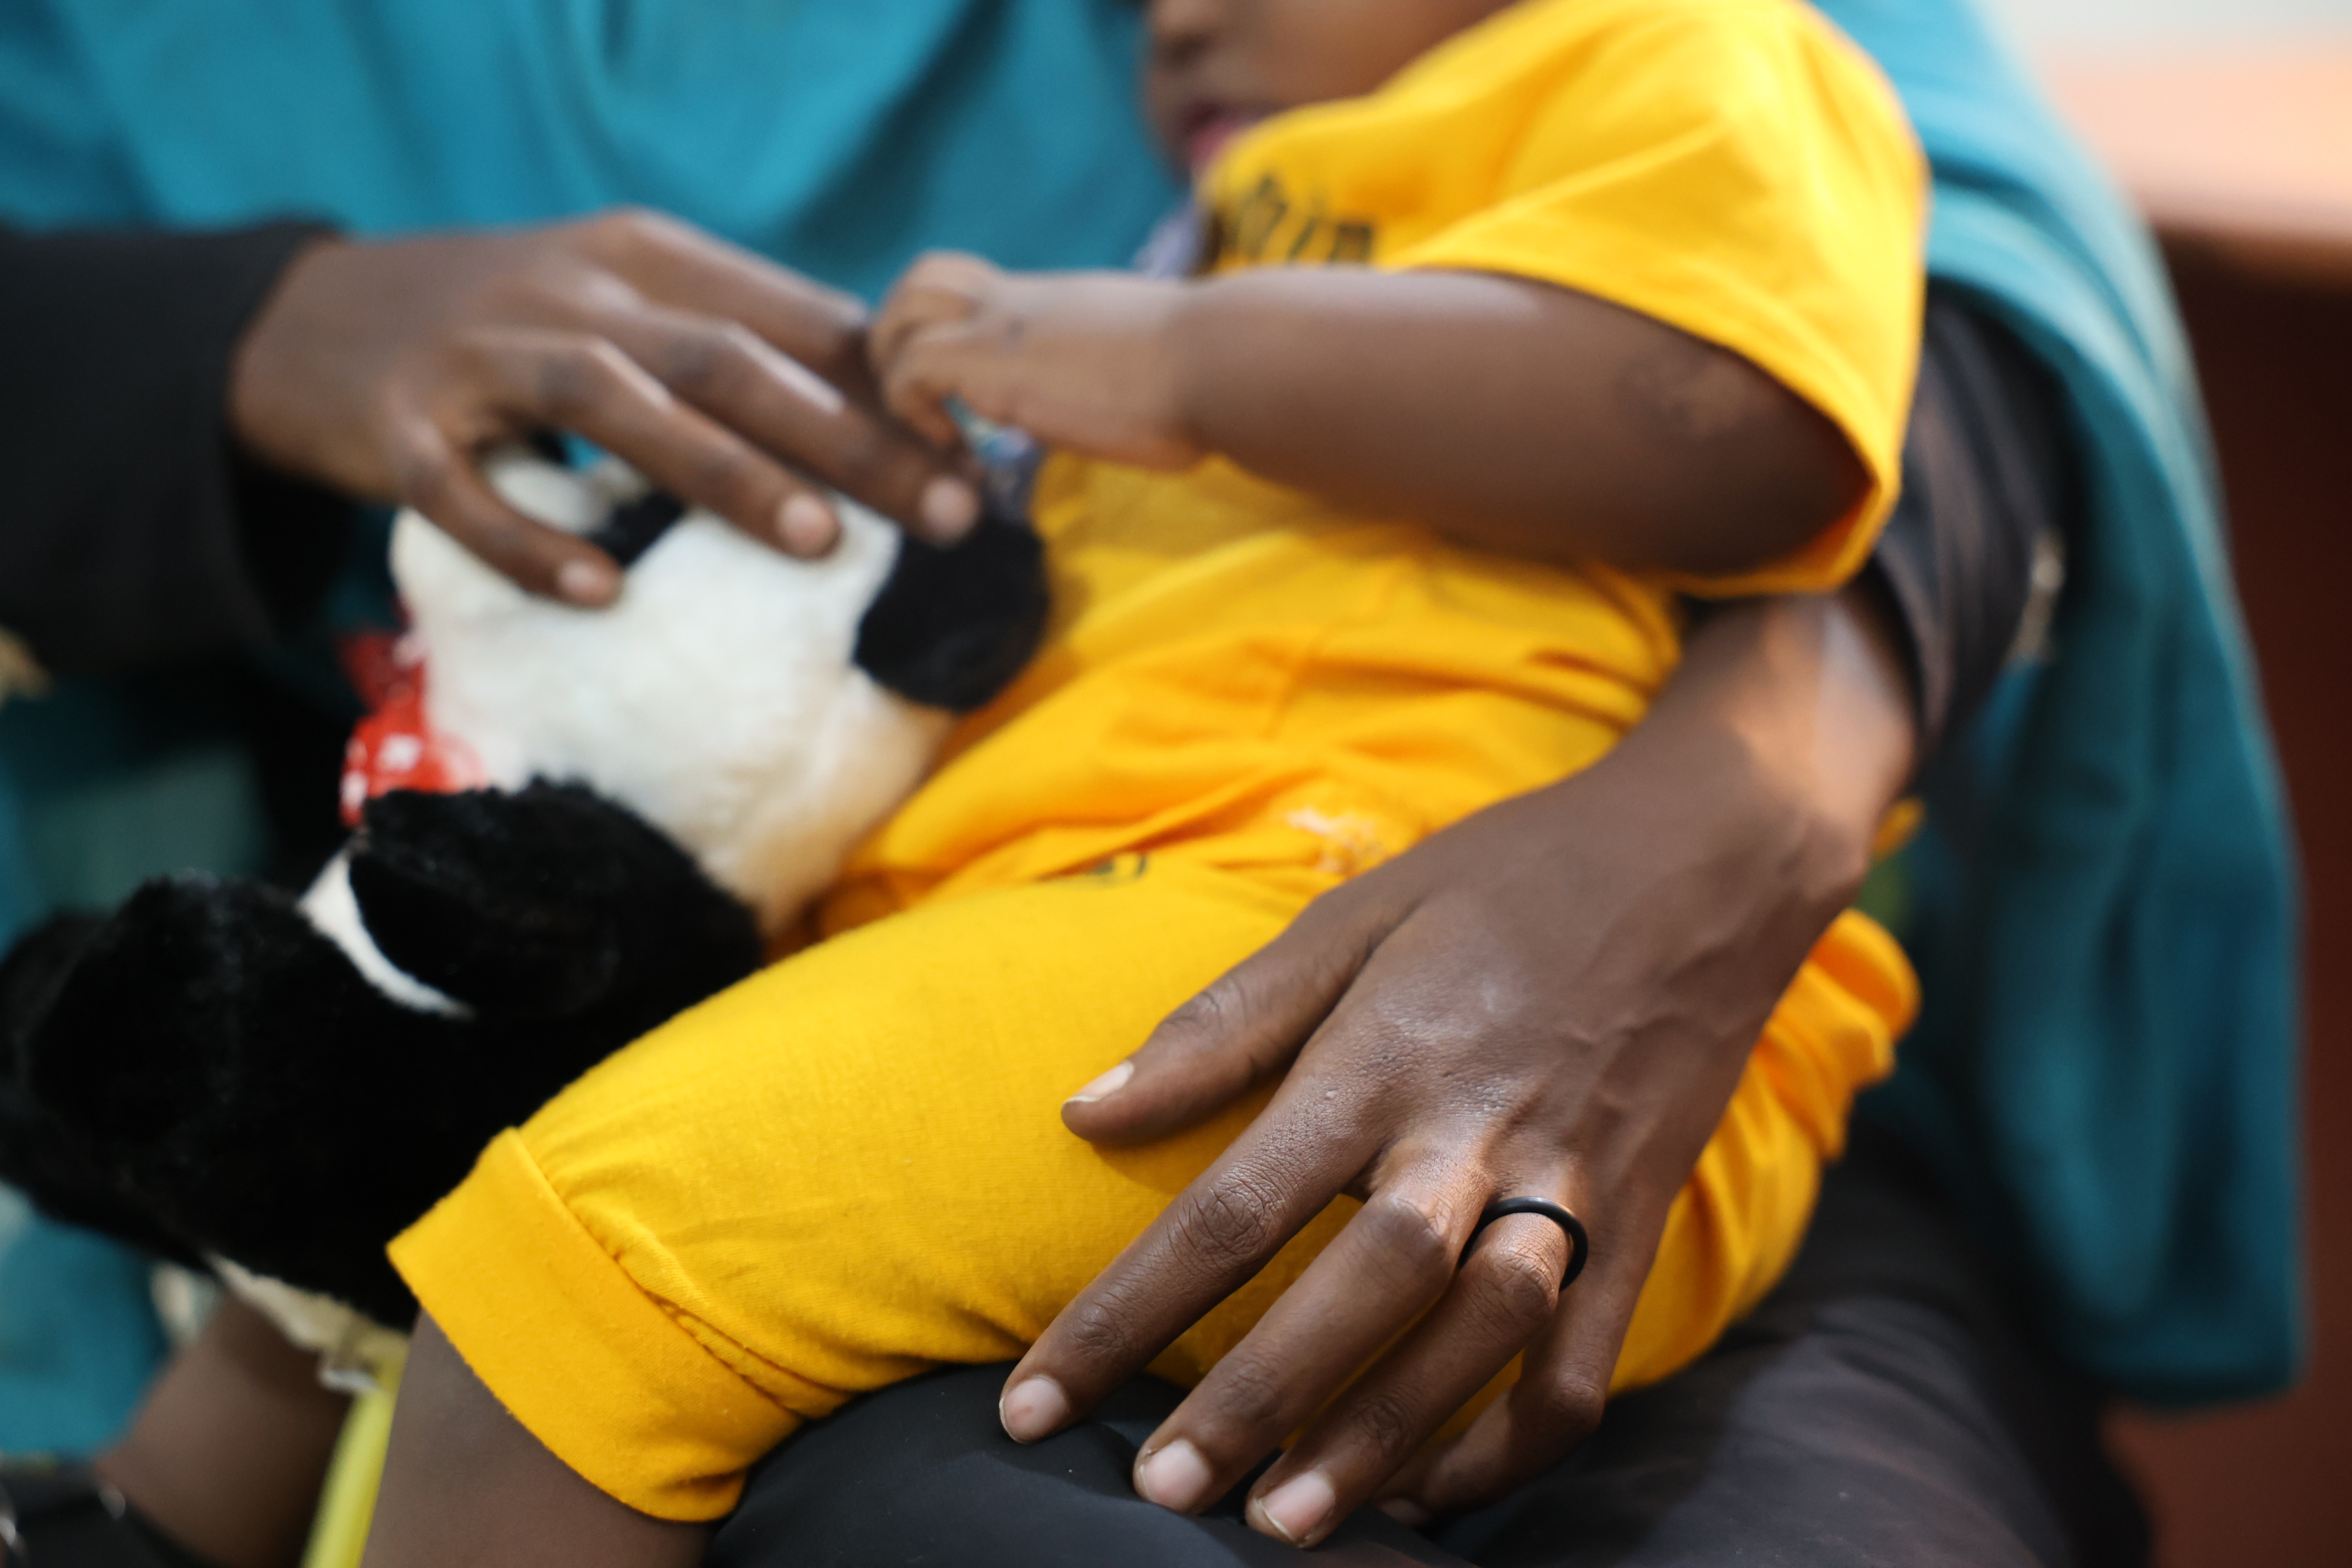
[870,251,1203,471]
[229,210,982,606]
[999,585,1917,1546]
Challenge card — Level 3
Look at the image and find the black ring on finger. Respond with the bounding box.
[1461,1197,1590,1289]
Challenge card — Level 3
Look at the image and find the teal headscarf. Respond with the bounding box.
[1815,0,2302,1402]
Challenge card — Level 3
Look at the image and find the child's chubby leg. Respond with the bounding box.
[387,859,1913,1529]
[364,1315,707,1568]
[388,855,1344,1522]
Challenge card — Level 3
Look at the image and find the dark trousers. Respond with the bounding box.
[707,1135,2148,1568]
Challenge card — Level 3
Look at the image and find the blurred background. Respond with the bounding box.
[1982,1,2351,1564]
[1982,0,2347,50]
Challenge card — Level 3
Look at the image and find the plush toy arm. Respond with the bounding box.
[0,786,762,1329]
[0,875,475,1320]
[0,912,206,1263]
[349,782,761,1035]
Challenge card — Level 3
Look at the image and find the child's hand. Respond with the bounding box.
[871,253,1205,470]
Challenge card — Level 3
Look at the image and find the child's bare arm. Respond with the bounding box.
[360,1315,707,1568]
[871,253,1868,577]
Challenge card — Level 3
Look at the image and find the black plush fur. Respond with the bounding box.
[0,781,761,1326]
[0,914,200,1266]
[584,489,688,569]
[855,500,1049,713]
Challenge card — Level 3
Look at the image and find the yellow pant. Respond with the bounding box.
[392,852,1912,1521]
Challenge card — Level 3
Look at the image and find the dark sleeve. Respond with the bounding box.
[0,222,354,676]
[1859,285,2075,766]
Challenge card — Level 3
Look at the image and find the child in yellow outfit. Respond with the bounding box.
[388,0,1927,1535]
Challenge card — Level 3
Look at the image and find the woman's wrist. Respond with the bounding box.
[1556,585,1918,925]
[226,233,352,485]
[1716,585,1918,866]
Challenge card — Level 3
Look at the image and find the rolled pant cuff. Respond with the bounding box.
[391,1129,796,1520]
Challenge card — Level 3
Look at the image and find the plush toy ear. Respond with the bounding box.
[854,503,1050,713]
[350,781,762,1032]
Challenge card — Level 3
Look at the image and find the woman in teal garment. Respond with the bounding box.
[0,0,2297,1560]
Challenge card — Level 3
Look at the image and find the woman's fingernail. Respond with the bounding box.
[1066,1061,1133,1105]
[999,1376,1070,1443]
[919,476,980,542]
[557,558,619,605]
[778,495,838,554]
[1378,1497,1435,1529]
[1134,1438,1214,1513]
[1253,1471,1337,1545]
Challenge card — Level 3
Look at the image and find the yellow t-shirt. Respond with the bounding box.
[823,0,1925,928]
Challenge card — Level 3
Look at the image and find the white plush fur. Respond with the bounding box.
[389,454,950,934]
[297,850,467,1017]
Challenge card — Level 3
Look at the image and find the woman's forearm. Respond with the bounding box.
[1599,580,1917,908]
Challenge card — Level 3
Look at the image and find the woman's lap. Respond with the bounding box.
[707,1133,2149,1568]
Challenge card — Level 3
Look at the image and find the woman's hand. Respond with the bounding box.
[998,586,1917,1547]
[870,251,1204,470]
[230,210,981,606]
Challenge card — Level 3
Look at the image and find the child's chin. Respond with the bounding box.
[1186,110,1264,177]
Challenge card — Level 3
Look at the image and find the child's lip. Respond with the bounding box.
[1182,104,1265,175]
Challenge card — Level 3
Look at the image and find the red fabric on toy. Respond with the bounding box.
[337,630,485,823]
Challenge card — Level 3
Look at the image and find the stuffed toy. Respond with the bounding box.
[0,451,1046,1371]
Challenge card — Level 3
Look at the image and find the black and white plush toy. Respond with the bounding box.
[0,451,1046,1365]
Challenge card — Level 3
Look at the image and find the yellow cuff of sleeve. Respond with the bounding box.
[389,1130,796,1521]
